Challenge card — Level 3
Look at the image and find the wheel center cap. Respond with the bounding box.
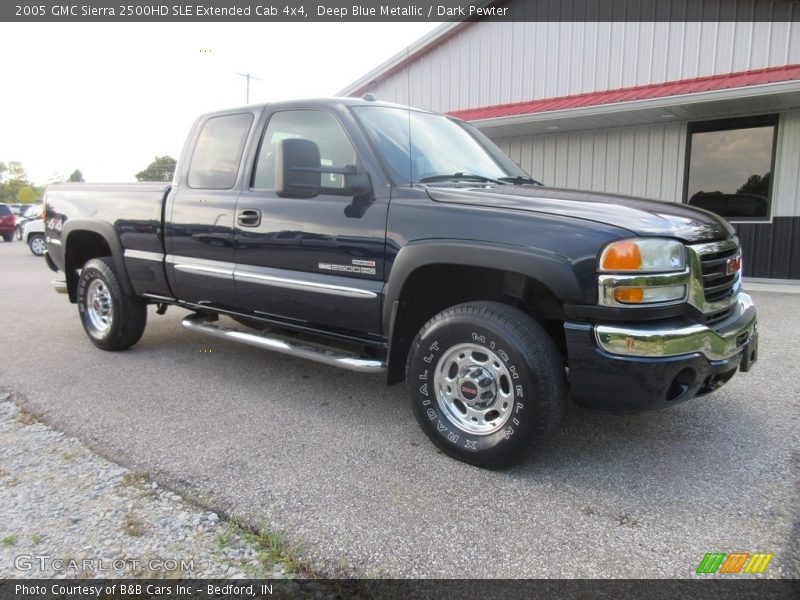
[457,366,497,408]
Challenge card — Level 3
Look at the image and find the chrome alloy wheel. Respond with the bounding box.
[434,343,515,435]
[86,279,113,332]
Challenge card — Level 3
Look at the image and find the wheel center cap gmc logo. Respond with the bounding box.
[460,382,478,401]
[726,255,742,276]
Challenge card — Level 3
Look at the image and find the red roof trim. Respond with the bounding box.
[448,64,800,121]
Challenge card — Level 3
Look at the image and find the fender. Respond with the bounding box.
[62,219,135,300]
[382,239,585,337]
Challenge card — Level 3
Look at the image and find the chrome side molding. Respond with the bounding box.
[181,313,386,374]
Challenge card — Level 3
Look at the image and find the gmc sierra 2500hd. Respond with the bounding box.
[41,97,758,467]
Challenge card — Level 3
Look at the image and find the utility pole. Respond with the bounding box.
[236,72,262,104]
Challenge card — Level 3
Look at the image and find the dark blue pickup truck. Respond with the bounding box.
[41,97,758,467]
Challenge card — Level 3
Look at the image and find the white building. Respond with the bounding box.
[340,2,800,280]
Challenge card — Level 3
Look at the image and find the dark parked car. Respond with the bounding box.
[0,204,16,242]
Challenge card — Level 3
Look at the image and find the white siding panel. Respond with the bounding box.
[773,110,800,217]
[362,1,800,112]
[494,123,687,203]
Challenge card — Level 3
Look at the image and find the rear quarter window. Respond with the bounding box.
[188,113,254,190]
[0,205,12,216]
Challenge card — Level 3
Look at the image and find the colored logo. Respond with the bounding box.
[460,382,478,401]
[726,255,742,276]
[696,552,773,574]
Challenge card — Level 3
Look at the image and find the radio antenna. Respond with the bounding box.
[236,72,263,104]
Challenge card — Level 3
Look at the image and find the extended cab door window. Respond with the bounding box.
[234,109,387,337]
[166,112,254,308]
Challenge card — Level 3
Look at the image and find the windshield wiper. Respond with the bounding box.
[497,175,542,185]
[419,172,508,185]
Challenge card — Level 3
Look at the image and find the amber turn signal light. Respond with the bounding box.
[600,240,642,271]
[614,287,645,303]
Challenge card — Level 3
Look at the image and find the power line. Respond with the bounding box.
[235,72,263,104]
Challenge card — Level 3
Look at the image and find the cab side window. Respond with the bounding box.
[252,110,356,191]
[188,113,254,189]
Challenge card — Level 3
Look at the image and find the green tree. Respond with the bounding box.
[67,169,85,182]
[737,172,771,198]
[0,161,43,205]
[7,161,27,181]
[17,186,36,203]
[135,156,176,182]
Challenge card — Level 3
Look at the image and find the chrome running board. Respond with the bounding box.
[181,313,385,374]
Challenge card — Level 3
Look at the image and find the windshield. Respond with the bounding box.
[353,106,530,186]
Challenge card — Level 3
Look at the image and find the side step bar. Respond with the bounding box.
[181,313,386,374]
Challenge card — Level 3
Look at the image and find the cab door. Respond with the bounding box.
[165,112,255,308]
[233,108,388,336]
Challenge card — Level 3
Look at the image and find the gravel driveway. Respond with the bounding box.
[1,240,797,578]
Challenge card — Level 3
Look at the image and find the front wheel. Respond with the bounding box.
[406,302,566,468]
[28,233,46,255]
[77,257,147,351]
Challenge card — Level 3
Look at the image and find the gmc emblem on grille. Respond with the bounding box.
[726,255,742,276]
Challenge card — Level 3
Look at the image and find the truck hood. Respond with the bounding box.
[425,185,734,243]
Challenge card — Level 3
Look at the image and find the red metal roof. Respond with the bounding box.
[448,64,800,121]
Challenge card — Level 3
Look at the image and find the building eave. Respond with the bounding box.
[455,70,800,137]
[337,22,470,97]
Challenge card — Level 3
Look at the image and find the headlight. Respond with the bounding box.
[598,238,688,307]
[599,238,686,272]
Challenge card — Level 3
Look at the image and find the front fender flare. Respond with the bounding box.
[382,240,584,337]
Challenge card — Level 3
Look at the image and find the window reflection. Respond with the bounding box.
[686,120,776,220]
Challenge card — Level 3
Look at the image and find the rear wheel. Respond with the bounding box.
[406,301,566,468]
[2,233,13,242]
[77,258,147,350]
[27,233,46,255]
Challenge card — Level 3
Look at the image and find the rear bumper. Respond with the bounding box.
[565,293,757,412]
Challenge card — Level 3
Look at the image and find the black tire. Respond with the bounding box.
[406,301,566,468]
[2,233,13,242]
[27,233,46,255]
[77,257,147,351]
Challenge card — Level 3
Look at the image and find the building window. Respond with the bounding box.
[684,115,777,221]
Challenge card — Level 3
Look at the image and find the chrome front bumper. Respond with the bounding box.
[595,292,757,362]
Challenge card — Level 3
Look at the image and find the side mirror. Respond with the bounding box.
[275,138,321,199]
[275,139,373,199]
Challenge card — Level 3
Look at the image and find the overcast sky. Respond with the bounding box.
[0,22,439,185]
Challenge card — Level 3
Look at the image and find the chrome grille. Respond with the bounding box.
[687,238,741,325]
[699,245,740,304]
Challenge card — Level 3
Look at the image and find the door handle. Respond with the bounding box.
[238,209,261,227]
